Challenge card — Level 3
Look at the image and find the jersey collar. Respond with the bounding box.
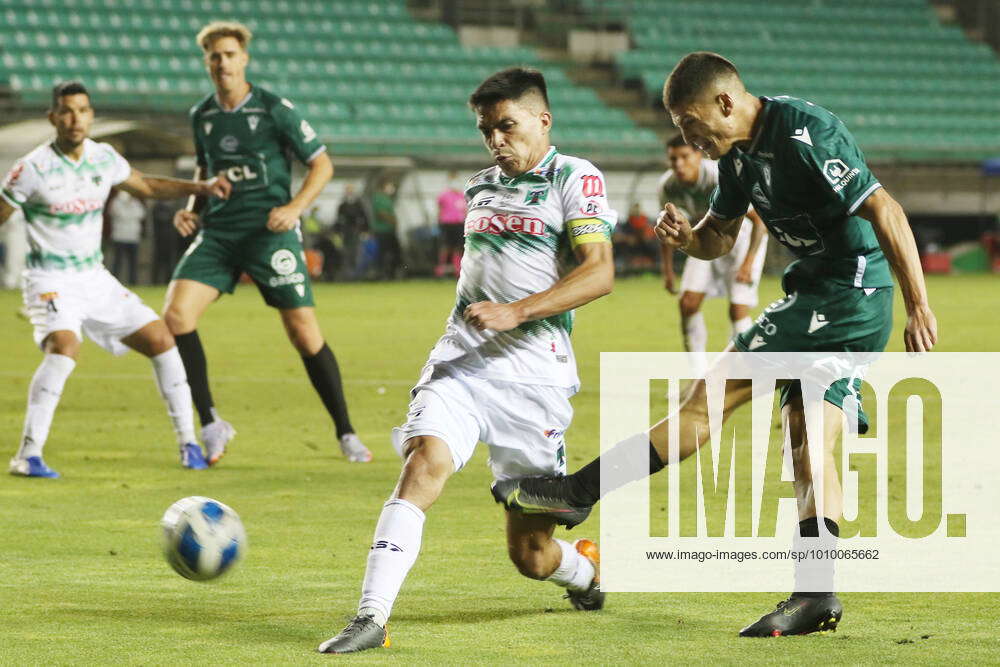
[214,84,254,113]
[745,96,772,155]
[498,145,557,186]
[51,138,94,170]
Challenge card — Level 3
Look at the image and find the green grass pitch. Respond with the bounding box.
[1,274,997,664]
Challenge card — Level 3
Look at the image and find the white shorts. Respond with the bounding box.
[680,229,767,306]
[391,364,574,481]
[22,267,160,355]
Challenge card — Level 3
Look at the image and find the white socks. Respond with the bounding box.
[18,354,76,459]
[358,498,426,628]
[151,347,198,446]
[546,539,595,592]
[682,312,708,377]
[732,316,753,337]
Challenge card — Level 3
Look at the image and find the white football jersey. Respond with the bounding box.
[1,138,131,271]
[658,159,751,249]
[427,147,617,390]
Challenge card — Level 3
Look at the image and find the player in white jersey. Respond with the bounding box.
[659,134,768,376]
[318,68,616,654]
[0,81,231,478]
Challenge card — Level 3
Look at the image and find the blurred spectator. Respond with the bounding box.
[371,180,402,279]
[303,206,341,281]
[613,203,659,274]
[335,184,369,279]
[108,189,145,284]
[152,199,187,284]
[435,171,466,278]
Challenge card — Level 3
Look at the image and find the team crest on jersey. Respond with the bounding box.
[203,122,213,135]
[91,175,102,186]
[580,200,603,216]
[524,189,548,205]
[247,116,260,132]
[5,162,24,186]
[220,135,239,152]
[270,249,297,275]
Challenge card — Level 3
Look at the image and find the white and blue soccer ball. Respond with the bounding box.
[161,496,247,581]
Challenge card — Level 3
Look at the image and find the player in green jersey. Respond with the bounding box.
[493,52,937,636]
[162,22,370,464]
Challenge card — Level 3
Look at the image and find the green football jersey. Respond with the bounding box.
[709,96,892,289]
[189,84,326,233]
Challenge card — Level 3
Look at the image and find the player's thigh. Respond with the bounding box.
[167,233,238,322]
[80,269,161,356]
[240,229,315,310]
[679,256,714,296]
[781,392,845,465]
[727,244,766,308]
[480,380,573,481]
[42,329,81,359]
[22,270,85,354]
[393,435,456,511]
[391,367,484,476]
[121,318,174,357]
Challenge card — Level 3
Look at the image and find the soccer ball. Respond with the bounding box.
[160,496,247,581]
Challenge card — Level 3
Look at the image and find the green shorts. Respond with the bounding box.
[172,228,314,309]
[733,284,893,433]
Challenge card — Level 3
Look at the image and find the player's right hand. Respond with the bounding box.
[655,203,693,249]
[173,210,200,237]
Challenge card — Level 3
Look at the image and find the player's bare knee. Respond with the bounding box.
[162,305,194,334]
[43,331,80,359]
[679,295,701,318]
[400,438,452,486]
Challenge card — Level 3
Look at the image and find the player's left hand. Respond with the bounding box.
[202,174,232,200]
[267,204,303,233]
[904,304,938,353]
[464,301,523,332]
[735,262,753,284]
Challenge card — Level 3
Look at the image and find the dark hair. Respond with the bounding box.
[666,134,689,149]
[469,67,549,109]
[664,52,740,109]
[51,80,90,109]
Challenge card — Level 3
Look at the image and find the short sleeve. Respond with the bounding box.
[104,144,132,186]
[272,97,327,165]
[561,164,617,247]
[1,159,41,207]
[791,120,881,216]
[707,158,750,220]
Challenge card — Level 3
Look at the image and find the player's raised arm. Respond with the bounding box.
[116,168,231,202]
[464,239,613,333]
[858,187,937,353]
[656,203,743,260]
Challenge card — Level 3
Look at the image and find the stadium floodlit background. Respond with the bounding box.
[2,0,1000,663]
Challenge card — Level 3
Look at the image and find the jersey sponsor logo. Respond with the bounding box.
[270,248,298,276]
[771,223,818,250]
[247,115,260,132]
[580,200,603,216]
[464,213,545,237]
[268,272,305,288]
[49,198,103,215]
[220,135,239,152]
[791,127,813,146]
[470,196,494,209]
[808,311,830,334]
[524,188,548,205]
[580,174,604,198]
[4,162,24,187]
[300,119,317,143]
[224,164,259,182]
[822,159,861,192]
[203,122,213,135]
[751,183,770,209]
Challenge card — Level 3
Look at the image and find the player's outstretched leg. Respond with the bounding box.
[281,307,371,462]
[505,511,605,611]
[318,436,451,653]
[10,331,79,479]
[122,321,209,470]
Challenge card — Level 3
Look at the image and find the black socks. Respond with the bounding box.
[174,330,214,426]
[568,440,666,506]
[302,343,355,439]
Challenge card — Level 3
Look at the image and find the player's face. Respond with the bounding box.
[667,144,701,182]
[48,94,93,148]
[475,98,552,177]
[204,36,249,91]
[669,97,736,160]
